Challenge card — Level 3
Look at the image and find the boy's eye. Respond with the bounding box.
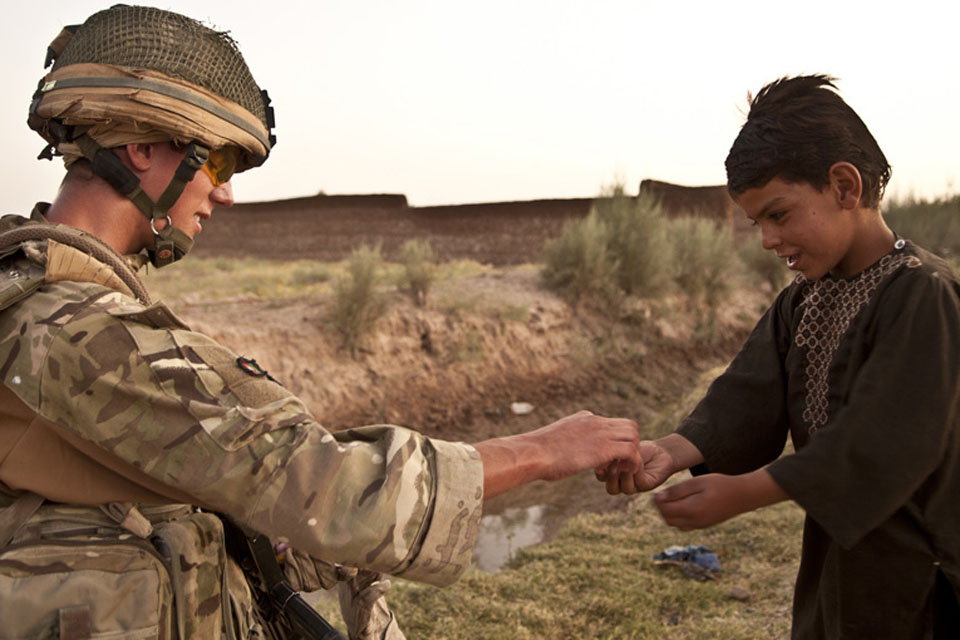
[769,210,787,222]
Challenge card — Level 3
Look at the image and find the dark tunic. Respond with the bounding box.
[678,241,960,639]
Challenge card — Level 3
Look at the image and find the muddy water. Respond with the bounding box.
[471,469,637,571]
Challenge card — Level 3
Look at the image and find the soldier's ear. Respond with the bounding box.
[828,162,863,210]
[117,143,155,172]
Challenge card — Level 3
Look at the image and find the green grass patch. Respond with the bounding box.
[495,303,530,323]
[141,256,340,302]
[374,497,801,639]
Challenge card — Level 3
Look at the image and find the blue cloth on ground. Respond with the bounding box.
[654,544,722,573]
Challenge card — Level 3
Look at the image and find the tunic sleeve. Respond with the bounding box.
[28,286,483,587]
[677,285,796,474]
[767,268,960,548]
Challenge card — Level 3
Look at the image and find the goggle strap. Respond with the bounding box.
[153,142,208,214]
[75,133,148,211]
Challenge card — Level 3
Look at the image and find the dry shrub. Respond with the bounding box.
[669,216,735,305]
[330,245,388,356]
[541,211,619,306]
[397,238,437,306]
[595,186,673,296]
[541,185,674,307]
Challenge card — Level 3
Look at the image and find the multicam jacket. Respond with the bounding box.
[0,210,484,637]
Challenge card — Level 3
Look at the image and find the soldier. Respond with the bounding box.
[0,6,643,640]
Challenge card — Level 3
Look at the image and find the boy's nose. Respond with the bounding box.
[760,226,780,251]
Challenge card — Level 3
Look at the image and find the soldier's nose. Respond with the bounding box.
[212,181,234,208]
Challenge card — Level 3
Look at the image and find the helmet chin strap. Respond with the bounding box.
[74,133,209,267]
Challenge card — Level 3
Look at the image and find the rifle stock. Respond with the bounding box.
[221,516,346,640]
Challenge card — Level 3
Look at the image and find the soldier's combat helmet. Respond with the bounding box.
[28,4,276,267]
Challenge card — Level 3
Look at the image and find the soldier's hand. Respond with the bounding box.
[530,410,642,482]
[596,439,676,494]
[473,410,641,499]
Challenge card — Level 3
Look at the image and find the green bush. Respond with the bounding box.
[542,184,743,308]
[397,239,438,306]
[595,188,673,296]
[541,210,619,306]
[884,194,960,259]
[541,185,675,306]
[330,245,389,356]
[669,216,736,305]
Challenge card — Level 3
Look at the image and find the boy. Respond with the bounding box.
[602,75,960,638]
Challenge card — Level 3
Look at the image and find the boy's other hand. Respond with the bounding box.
[653,474,744,529]
[653,469,788,530]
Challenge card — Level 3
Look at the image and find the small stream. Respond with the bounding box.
[471,470,636,571]
[472,503,551,572]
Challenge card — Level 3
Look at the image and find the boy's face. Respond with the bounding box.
[736,177,858,280]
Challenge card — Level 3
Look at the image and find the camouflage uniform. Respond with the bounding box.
[0,209,484,638]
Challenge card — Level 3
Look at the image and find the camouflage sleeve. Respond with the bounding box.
[16,284,483,586]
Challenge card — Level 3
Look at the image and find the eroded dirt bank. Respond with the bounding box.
[171,269,767,445]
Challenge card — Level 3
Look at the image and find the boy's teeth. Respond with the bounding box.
[787,256,797,267]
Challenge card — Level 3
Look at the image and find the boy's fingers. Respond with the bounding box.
[654,480,699,504]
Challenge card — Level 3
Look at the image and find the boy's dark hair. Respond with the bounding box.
[725,74,891,209]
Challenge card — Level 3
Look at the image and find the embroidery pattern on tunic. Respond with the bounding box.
[794,252,921,433]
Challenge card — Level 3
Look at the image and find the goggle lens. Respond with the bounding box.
[201,147,238,186]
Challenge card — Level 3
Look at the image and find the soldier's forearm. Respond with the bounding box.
[473,435,545,500]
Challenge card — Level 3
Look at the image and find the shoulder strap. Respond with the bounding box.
[0,492,44,548]
[0,222,151,305]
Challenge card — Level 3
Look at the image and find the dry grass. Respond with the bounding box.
[310,491,802,639]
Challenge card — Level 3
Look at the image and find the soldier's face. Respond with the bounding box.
[142,143,235,239]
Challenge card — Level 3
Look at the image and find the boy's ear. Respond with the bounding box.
[828,162,863,209]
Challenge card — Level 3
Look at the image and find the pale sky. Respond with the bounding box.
[2,0,957,215]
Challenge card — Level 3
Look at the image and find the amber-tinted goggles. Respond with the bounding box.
[201,147,239,186]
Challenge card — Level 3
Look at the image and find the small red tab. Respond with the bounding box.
[237,356,267,377]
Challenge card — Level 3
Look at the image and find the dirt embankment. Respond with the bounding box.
[172,269,766,444]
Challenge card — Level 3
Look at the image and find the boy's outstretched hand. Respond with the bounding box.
[596,433,706,495]
[654,469,789,530]
[595,440,675,494]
